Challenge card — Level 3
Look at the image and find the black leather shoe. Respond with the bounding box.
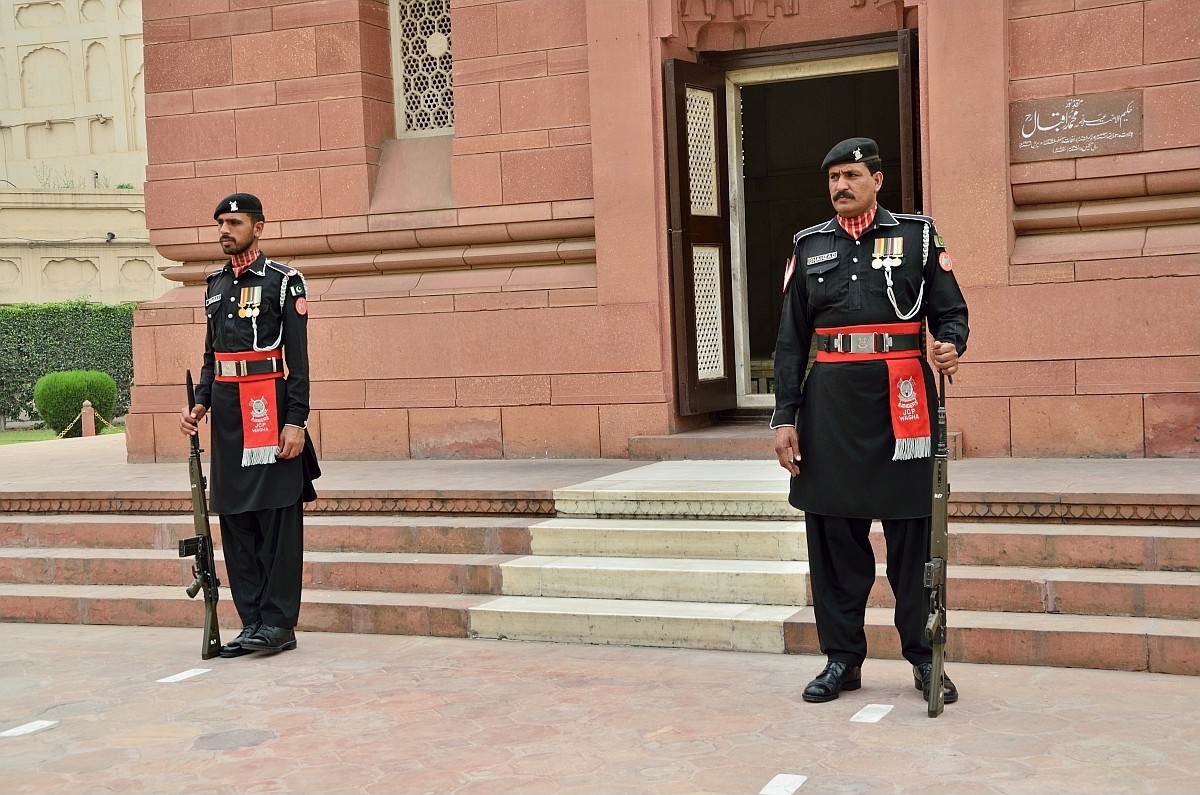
[240,625,297,653]
[802,660,862,703]
[914,662,959,704]
[218,621,262,658]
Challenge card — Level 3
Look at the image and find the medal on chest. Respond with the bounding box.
[237,285,262,318]
[871,237,904,270]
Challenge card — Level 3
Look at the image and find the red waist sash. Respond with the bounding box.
[813,323,930,460]
[214,350,283,466]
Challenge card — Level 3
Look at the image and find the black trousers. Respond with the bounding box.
[805,513,932,667]
[219,499,304,628]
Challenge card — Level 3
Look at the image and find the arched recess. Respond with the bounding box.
[15,2,68,28]
[86,42,112,102]
[21,46,73,108]
[129,65,145,150]
[81,0,107,22]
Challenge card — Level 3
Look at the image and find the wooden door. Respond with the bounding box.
[663,59,737,416]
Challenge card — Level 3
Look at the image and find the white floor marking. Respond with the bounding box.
[760,773,807,794]
[850,703,894,723]
[1,720,58,737]
[156,668,211,683]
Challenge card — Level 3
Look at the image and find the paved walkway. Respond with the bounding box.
[3,437,1199,791]
[1,624,1197,794]
[3,434,1199,499]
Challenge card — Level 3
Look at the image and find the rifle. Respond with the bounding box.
[179,370,222,660]
[923,370,949,717]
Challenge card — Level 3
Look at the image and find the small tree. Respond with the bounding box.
[33,371,117,438]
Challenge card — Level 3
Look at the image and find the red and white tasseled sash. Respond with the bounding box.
[214,349,284,467]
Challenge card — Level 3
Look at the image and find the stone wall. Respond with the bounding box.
[128,0,681,462]
[130,0,1200,461]
[946,0,1199,457]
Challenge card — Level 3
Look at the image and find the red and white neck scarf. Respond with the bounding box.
[837,205,877,239]
[230,248,260,278]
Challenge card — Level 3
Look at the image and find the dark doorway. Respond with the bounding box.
[740,69,902,382]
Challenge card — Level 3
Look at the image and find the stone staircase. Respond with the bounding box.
[1,482,1198,675]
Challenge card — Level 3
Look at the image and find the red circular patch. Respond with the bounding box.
[939,252,953,272]
[295,297,307,315]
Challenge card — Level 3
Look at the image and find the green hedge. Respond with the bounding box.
[0,301,134,423]
[34,370,118,438]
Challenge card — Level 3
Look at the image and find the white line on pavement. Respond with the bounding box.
[157,668,211,683]
[760,773,807,794]
[1,720,59,737]
[850,703,894,723]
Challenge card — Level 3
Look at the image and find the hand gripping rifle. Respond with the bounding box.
[179,370,222,660]
[923,370,950,717]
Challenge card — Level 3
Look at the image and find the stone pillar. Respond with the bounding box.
[81,401,96,437]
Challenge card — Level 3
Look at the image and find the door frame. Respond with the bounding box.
[701,32,917,408]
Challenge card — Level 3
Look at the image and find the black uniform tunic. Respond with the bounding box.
[771,207,969,519]
[193,253,318,515]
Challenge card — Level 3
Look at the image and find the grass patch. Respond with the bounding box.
[0,426,124,445]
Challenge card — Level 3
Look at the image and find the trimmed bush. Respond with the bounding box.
[33,370,118,438]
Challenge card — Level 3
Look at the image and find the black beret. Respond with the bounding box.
[214,193,264,220]
[821,137,879,170]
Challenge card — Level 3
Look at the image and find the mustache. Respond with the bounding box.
[834,190,855,201]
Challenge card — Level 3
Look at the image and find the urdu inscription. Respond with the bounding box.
[1009,90,1142,163]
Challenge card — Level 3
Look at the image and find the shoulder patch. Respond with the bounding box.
[892,212,936,225]
[265,259,299,277]
[934,233,946,248]
[792,220,835,245]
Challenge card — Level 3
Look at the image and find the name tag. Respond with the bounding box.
[205,294,222,306]
[806,252,838,266]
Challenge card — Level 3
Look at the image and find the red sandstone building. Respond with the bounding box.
[128,0,1199,462]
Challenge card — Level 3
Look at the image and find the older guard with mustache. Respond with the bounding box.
[179,193,320,658]
[771,139,969,706]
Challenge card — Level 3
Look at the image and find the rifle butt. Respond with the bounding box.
[200,598,222,660]
[927,644,946,718]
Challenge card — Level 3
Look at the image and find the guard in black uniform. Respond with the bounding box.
[180,192,319,658]
[772,139,969,704]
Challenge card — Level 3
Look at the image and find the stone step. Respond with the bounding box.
[530,517,1200,571]
[0,548,512,594]
[867,565,1200,619]
[500,556,809,606]
[3,583,1195,674]
[468,595,799,653]
[0,583,485,637]
[629,425,776,461]
[785,607,1200,676]
[942,522,1200,571]
[528,517,807,560]
[551,461,1200,524]
[0,489,556,517]
[629,424,964,461]
[0,515,535,555]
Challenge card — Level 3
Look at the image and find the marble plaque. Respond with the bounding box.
[1010,91,1142,163]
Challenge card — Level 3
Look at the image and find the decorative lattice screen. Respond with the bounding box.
[685,87,719,217]
[692,245,725,381]
[395,0,454,135]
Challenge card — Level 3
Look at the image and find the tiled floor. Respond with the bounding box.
[1,624,1197,794]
